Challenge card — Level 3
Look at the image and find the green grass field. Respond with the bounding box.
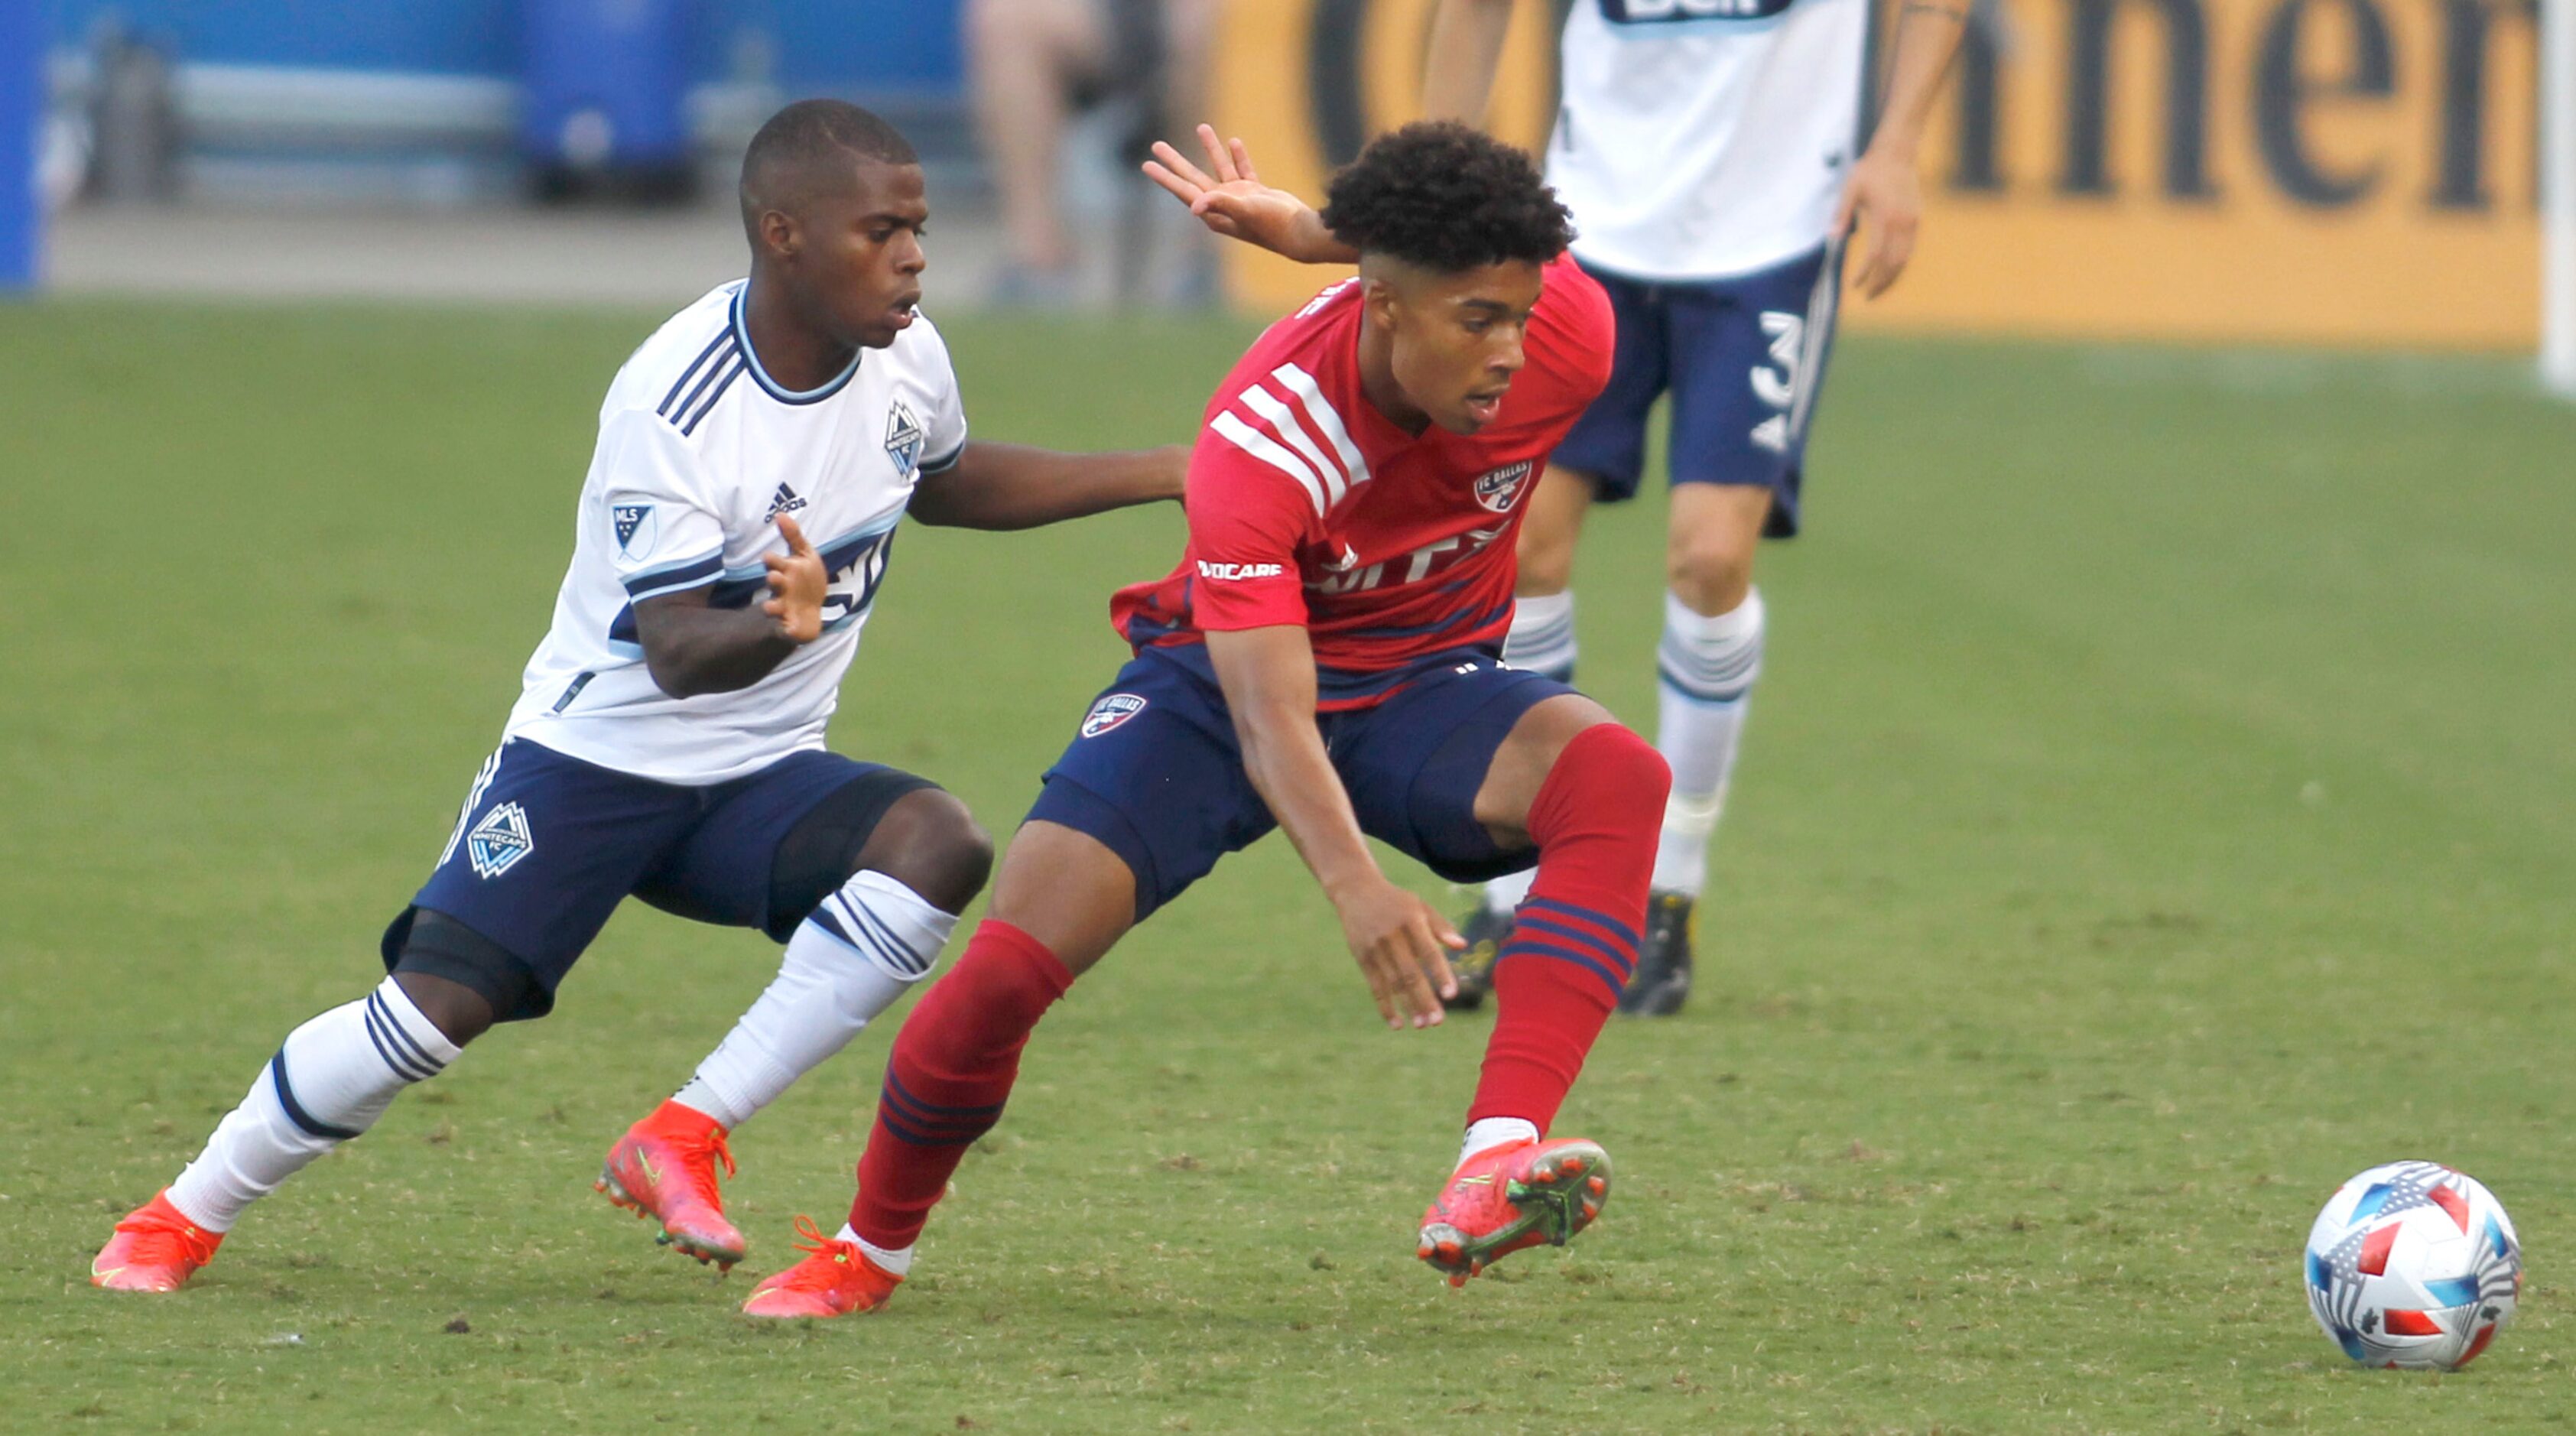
[3,297,2571,1433]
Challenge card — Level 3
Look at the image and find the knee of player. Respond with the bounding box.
[1571,724,1671,818]
[391,971,497,1048]
[1664,536,1756,613]
[861,789,995,915]
[1515,528,1579,595]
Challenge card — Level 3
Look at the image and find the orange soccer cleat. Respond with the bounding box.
[91,1191,224,1292]
[1416,1136,1614,1288]
[597,1100,746,1272]
[739,1217,905,1318]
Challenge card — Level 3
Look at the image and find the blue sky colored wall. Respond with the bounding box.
[44,1,965,93]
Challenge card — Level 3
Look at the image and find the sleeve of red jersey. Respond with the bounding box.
[1524,255,1618,423]
[1181,408,1326,631]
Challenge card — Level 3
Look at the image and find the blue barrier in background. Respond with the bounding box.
[522,0,691,172]
[43,0,964,95]
[4,0,37,289]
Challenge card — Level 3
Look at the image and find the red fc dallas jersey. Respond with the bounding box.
[1110,255,1614,710]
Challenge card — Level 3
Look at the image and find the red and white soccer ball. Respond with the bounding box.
[2302,1161,2522,1370]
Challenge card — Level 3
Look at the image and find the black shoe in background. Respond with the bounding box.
[1444,903,1513,1012]
[1617,892,1695,1016]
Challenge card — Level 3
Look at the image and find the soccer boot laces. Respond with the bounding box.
[597,1100,746,1272]
[1442,902,1515,1012]
[1417,1137,1613,1288]
[740,1215,905,1318]
[1616,891,1695,1017]
[92,1191,224,1292]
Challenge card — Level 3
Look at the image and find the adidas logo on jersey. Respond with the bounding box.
[885,401,925,479]
[766,483,808,521]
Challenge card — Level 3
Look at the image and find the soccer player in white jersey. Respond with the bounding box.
[89,99,1187,1294]
[1421,0,1970,1013]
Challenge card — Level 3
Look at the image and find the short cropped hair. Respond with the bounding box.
[742,99,918,178]
[739,99,917,239]
[1320,122,1574,273]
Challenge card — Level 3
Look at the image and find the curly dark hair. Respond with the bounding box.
[1319,122,1574,272]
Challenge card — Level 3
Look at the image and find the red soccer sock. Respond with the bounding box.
[1470,723,1671,1132]
[849,919,1074,1249]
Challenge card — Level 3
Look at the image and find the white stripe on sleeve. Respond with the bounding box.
[1239,384,1348,505]
[1269,363,1371,490]
[1210,411,1330,515]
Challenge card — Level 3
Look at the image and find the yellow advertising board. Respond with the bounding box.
[1211,0,2544,349]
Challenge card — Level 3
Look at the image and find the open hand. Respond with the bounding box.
[1144,125,1355,265]
[762,513,828,643]
[1833,141,1927,300]
[1332,875,1465,1029]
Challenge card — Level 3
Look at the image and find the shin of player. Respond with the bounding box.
[602,788,991,1270]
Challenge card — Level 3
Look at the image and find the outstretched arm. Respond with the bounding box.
[908,440,1187,531]
[1204,625,1462,1029]
[1420,0,1518,125]
[1144,125,1359,266]
[1835,0,1972,297]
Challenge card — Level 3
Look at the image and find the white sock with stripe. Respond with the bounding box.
[166,977,461,1233]
[673,871,957,1129]
[1480,593,1579,916]
[1652,587,1764,897]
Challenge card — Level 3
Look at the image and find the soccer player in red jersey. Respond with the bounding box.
[741,122,1671,1317]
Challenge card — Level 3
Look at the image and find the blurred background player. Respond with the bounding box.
[966,0,1223,305]
[736,123,1668,1318]
[89,99,1186,1294]
[1424,0,1969,1015]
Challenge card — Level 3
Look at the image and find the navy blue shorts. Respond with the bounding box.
[388,739,928,1017]
[1028,645,1576,922]
[1551,243,1843,538]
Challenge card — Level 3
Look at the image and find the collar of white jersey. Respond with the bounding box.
[727,281,862,405]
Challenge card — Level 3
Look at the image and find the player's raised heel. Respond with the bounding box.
[1417,1139,1613,1287]
[596,1101,748,1272]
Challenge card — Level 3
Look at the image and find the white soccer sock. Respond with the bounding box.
[838,1223,916,1276]
[1460,1116,1540,1164]
[672,871,957,1129]
[1652,587,1764,898]
[1481,592,1578,917]
[166,977,461,1233]
[1501,590,1577,681]
[1481,865,1538,917]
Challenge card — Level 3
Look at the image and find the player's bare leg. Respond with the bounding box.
[1626,482,1772,1015]
[1452,463,1599,1009]
[966,0,1108,298]
[605,787,991,1274]
[1420,694,1668,1284]
[742,821,1132,1317]
[94,970,487,1292]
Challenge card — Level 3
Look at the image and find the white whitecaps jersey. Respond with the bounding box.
[1548,0,1869,282]
[503,280,966,785]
